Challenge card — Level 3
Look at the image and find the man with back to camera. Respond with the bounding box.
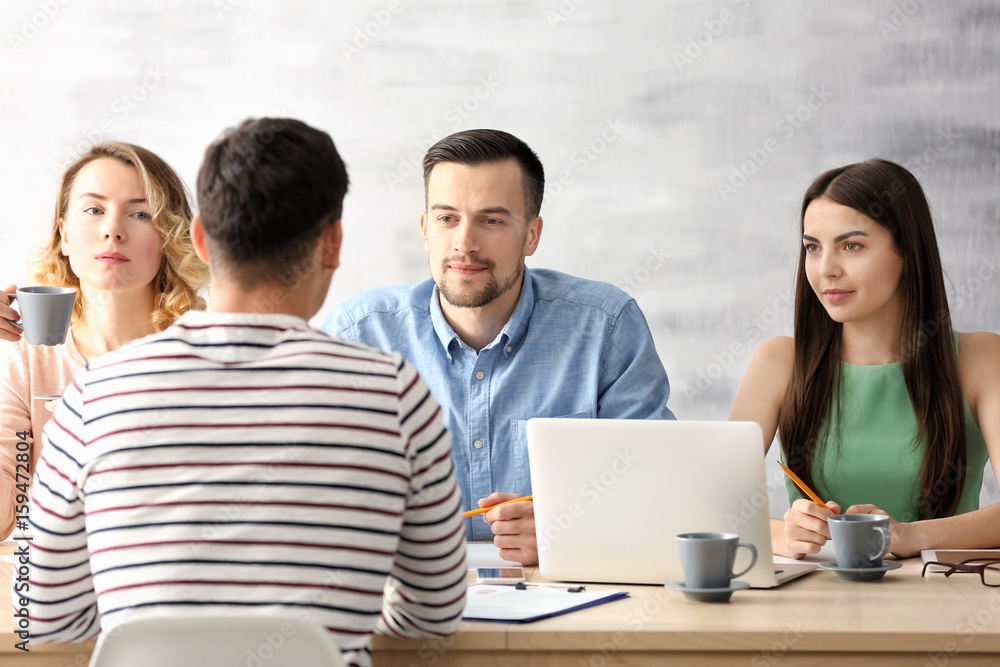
[16,118,466,665]
[325,129,674,565]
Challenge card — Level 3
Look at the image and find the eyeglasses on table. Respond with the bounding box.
[921,558,1000,587]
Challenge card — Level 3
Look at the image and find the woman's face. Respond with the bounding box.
[60,158,163,297]
[802,197,905,328]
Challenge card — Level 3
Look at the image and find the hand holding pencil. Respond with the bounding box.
[470,492,539,566]
[463,495,533,518]
[777,461,842,560]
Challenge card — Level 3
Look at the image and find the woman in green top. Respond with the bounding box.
[730,158,1000,559]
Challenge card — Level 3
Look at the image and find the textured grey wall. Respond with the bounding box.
[3,1,998,507]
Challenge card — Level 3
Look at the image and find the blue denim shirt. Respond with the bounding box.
[323,267,675,540]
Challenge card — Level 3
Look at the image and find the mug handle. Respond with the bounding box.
[3,292,22,331]
[731,542,759,579]
[869,525,891,561]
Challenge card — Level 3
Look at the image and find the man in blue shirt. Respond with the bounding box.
[324,129,674,564]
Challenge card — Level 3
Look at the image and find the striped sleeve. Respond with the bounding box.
[377,360,466,637]
[12,374,100,642]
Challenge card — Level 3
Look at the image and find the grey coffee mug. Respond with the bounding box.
[5,286,76,346]
[676,532,758,589]
[828,514,890,568]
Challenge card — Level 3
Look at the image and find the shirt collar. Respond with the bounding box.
[176,310,311,330]
[427,266,536,360]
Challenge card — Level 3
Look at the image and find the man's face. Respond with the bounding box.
[421,159,541,310]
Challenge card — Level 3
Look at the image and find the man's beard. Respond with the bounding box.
[436,258,523,309]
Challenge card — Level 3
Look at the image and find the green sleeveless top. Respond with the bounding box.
[783,337,987,522]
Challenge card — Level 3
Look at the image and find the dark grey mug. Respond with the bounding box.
[676,532,758,589]
[828,514,891,568]
[5,286,76,346]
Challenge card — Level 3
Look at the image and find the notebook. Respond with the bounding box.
[526,419,816,588]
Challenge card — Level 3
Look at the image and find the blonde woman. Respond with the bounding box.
[0,142,208,537]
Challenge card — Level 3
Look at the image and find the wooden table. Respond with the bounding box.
[4,540,1000,666]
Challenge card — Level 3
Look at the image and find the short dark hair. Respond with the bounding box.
[196,117,349,287]
[422,129,545,219]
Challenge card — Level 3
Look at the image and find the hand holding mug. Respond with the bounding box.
[3,286,76,346]
[0,284,22,342]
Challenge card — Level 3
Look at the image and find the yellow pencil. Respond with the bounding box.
[463,495,533,518]
[777,462,829,509]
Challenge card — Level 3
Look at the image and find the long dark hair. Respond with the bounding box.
[779,158,966,520]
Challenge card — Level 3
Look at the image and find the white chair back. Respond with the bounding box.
[88,612,346,667]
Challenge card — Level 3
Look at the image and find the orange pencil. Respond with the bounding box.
[463,495,533,518]
[777,461,829,509]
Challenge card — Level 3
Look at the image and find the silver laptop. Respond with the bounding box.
[526,419,816,588]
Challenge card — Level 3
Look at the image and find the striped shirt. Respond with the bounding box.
[13,312,467,667]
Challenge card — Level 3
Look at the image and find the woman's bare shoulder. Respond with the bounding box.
[958,331,1000,386]
[752,335,795,368]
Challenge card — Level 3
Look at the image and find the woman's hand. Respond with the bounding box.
[0,284,22,342]
[781,498,842,558]
[844,504,915,557]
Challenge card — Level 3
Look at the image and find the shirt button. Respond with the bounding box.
[473,439,484,449]
[475,370,485,380]
[505,346,512,353]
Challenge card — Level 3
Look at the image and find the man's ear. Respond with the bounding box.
[320,219,342,271]
[190,214,211,265]
[524,216,543,257]
[419,211,430,254]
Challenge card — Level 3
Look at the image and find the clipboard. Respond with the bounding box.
[462,584,629,624]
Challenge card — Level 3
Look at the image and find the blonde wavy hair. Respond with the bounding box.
[32,142,208,331]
